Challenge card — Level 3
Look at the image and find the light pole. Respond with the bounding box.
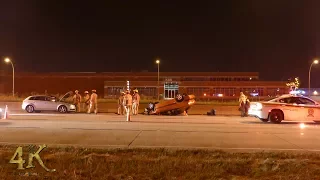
[4,58,15,97]
[309,59,318,96]
[156,60,160,100]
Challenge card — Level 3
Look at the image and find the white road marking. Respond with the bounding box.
[9,113,64,116]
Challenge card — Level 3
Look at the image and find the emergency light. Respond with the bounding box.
[127,81,130,91]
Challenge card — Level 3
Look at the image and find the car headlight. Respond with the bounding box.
[256,103,262,110]
[250,103,262,110]
[188,99,195,105]
[70,105,75,109]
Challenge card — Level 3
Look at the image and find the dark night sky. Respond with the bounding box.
[1,1,320,87]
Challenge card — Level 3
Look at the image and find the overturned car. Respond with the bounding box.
[144,94,195,115]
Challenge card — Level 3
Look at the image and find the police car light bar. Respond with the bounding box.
[289,90,305,95]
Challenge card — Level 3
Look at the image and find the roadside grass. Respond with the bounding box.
[1,146,320,179]
[0,94,239,105]
[0,95,24,102]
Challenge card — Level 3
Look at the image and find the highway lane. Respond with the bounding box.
[0,113,319,151]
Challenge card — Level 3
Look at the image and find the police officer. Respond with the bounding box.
[83,91,90,113]
[118,91,125,115]
[132,89,140,115]
[73,90,82,112]
[239,91,247,117]
[123,90,133,115]
[88,89,98,114]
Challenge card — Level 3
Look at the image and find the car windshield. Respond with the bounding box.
[48,96,58,102]
[59,92,73,103]
[262,96,278,102]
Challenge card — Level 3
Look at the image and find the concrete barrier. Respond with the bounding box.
[0,102,240,116]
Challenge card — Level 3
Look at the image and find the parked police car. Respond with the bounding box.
[248,94,320,123]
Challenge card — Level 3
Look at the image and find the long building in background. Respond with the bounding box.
[0,71,288,100]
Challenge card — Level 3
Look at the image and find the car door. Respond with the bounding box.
[45,96,58,110]
[296,97,320,121]
[33,96,48,110]
[278,97,301,121]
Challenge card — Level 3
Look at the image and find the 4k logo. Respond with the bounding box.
[9,144,56,172]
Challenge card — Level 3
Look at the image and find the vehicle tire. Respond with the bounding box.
[175,94,184,102]
[58,105,68,113]
[25,105,35,113]
[259,118,269,123]
[268,110,283,124]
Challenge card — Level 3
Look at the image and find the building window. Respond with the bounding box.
[239,87,264,97]
[186,87,210,97]
[164,82,179,99]
[133,87,157,97]
[266,88,286,96]
[211,88,236,97]
[105,87,124,98]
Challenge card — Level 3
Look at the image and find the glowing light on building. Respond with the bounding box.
[126,81,130,91]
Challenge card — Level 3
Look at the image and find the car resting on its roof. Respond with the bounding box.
[144,93,195,115]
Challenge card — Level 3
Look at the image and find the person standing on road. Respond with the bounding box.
[123,90,133,116]
[118,91,125,115]
[244,98,250,117]
[132,89,140,115]
[83,91,90,113]
[73,90,82,112]
[88,89,98,114]
[238,91,247,117]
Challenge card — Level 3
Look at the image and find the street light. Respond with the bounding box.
[309,59,318,96]
[4,58,15,97]
[156,60,160,100]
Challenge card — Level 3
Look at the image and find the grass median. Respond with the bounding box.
[1,145,320,179]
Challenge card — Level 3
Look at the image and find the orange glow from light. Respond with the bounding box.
[4,58,10,63]
[299,123,306,129]
[188,99,195,105]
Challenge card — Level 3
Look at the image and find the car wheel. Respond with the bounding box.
[58,105,68,113]
[26,105,35,113]
[259,118,269,123]
[268,110,283,124]
[175,94,184,102]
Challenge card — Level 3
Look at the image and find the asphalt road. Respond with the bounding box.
[0,113,319,152]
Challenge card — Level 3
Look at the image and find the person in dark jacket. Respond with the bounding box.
[244,98,250,117]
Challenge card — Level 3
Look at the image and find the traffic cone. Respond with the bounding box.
[3,105,8,119]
